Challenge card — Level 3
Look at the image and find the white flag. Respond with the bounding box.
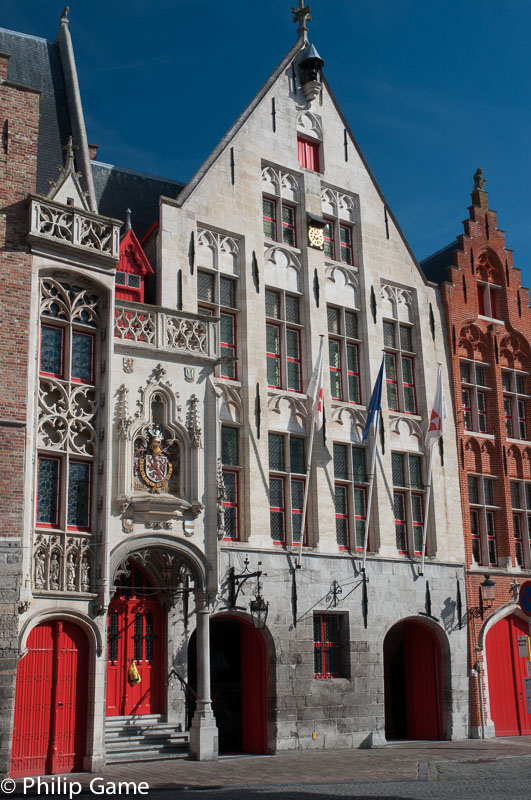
[307,338,324,430]
[425,365,446,448]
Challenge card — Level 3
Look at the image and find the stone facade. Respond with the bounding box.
[0,10,474,778]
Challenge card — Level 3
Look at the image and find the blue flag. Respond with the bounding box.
[362,357,384,442]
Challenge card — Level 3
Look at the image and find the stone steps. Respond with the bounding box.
[105,715,189,764]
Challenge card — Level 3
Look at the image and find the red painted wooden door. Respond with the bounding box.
[403,621,442,740]
[240,622,266,753]
[11,620,88,778]
[106,595,163,717]
[486,614,531,736]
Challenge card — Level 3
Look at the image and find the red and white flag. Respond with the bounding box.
[307,338,324,430]
[425,365,446,448]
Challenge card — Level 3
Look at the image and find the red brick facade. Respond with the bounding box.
[0,52,40,773]
[439,179,531,734]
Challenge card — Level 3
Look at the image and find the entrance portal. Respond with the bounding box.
[188,616,267,753]
[486,614,531,736]
[106,561,163,716]
[11,620,89,777]
[384,619,443,740]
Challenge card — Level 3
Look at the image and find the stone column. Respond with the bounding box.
[189,592,218,760]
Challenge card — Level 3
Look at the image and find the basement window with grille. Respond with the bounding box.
[313,613,349,678]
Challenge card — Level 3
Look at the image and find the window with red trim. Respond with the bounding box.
[501,369,528,441]
[221,426,240,541]
[477,282,499,319]
[198,269,238,380]
[297,135,320,172]
[322,218,355,266]
[468,474,498,567]
[333,443,368,551]
[265,289,303,392]
[263,196,297,247]
[460,360,490,433]
[313,614,345,678]
[383,321,416,414]
[269,433,307,546]
[327,307,361,405]
[392,452,425,555]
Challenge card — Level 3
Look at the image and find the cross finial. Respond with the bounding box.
[292,0,312,42]
[62,136,76,171]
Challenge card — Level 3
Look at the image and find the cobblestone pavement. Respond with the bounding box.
[8,737,531,798]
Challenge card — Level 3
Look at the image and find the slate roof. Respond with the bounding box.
[91,162,184,239]
[420,242,458,284]
[0,27,72,196]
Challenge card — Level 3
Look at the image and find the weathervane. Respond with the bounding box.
[292,0,312,41]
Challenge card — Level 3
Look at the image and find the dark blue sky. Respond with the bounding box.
[4,1,531,289]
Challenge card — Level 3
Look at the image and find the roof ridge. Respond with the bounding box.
[91,160,185,185]
[0,26,53,44]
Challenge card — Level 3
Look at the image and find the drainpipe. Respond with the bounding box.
[474,660,486,739]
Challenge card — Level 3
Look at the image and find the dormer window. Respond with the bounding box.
[115,229,154,304]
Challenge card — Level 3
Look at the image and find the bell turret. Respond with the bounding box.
[299,43,324,102]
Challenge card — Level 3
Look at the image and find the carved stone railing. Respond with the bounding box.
[114,301,217,358]
[28,195,121,264]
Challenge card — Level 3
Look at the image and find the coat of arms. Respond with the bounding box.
[138,429,173,494]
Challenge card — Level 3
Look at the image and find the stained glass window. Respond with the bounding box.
[37,457,59,526]
[72,332,93,382]
[222,426,239,466]
[68,461,90,528]
[40,325,63,376]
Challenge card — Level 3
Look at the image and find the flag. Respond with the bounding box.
[362,357,384,442]
[307,338,324,430]
[426,365,446,448]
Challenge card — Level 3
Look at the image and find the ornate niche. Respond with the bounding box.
[116,368,203,526]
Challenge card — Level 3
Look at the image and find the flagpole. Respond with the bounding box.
[362,407,379,572]
[418,444,434,577]
[297,414,315,568]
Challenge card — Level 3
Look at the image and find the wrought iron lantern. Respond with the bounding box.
[249,592,269,630]
[228,556,269,629]
[480,575,496,609]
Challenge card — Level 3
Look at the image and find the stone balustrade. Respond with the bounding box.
[28,195,121,262]
[114,301,216,358]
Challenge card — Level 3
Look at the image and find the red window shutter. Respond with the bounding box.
[490,286,497,318]
[297,137,306,167]
[477,284,486,315]
[297,136,320,172]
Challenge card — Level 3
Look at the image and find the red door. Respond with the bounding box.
[11,620,89,778]
[486,614,531,736]
[403,621,442,740]
[240,622,266,753]
[106,569,163,717]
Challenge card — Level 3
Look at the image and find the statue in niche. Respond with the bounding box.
[35,552,45,589]
[50,552,60,589]
[67,553,76,591]
[81,557,90,592]
[135,426,180,495]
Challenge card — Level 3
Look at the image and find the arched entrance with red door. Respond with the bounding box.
[384,619,444,740]
[106,560,164,717]
[188,615,268,753]
[11,619,89,777]
[486,613,531,736]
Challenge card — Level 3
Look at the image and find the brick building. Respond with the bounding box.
[0,7,471,778]
[422,172,531,738]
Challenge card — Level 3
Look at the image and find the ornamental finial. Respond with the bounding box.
[473,168,486,191]
[292,0,312,42]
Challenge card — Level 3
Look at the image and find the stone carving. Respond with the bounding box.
[137,427,176,494]
[197,228,240,274]
[187,395,202,448]
[297,110,322,139]
[458,323,488,356]
[216,458,227,541]
[33,534,91,593]
[264,245,302,292]
[165,316,208,353]
[123,357,134,373]
[261,166,299,202]
[145,520,174,530]
[380,284,413,322]
[30,198,119,257]
[473,168,486,191]
[114,307,156,344]
[321,187,355,222]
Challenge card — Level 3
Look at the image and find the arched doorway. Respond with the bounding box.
[11,619,89,777]
[188,615,267,753]
[486,613,531,736]
[106,560,164,716]
[384,619,443,740]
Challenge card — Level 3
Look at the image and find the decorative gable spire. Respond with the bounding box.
[292,0,312,42]
[471,167,489,210]
[47,135,90,210]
